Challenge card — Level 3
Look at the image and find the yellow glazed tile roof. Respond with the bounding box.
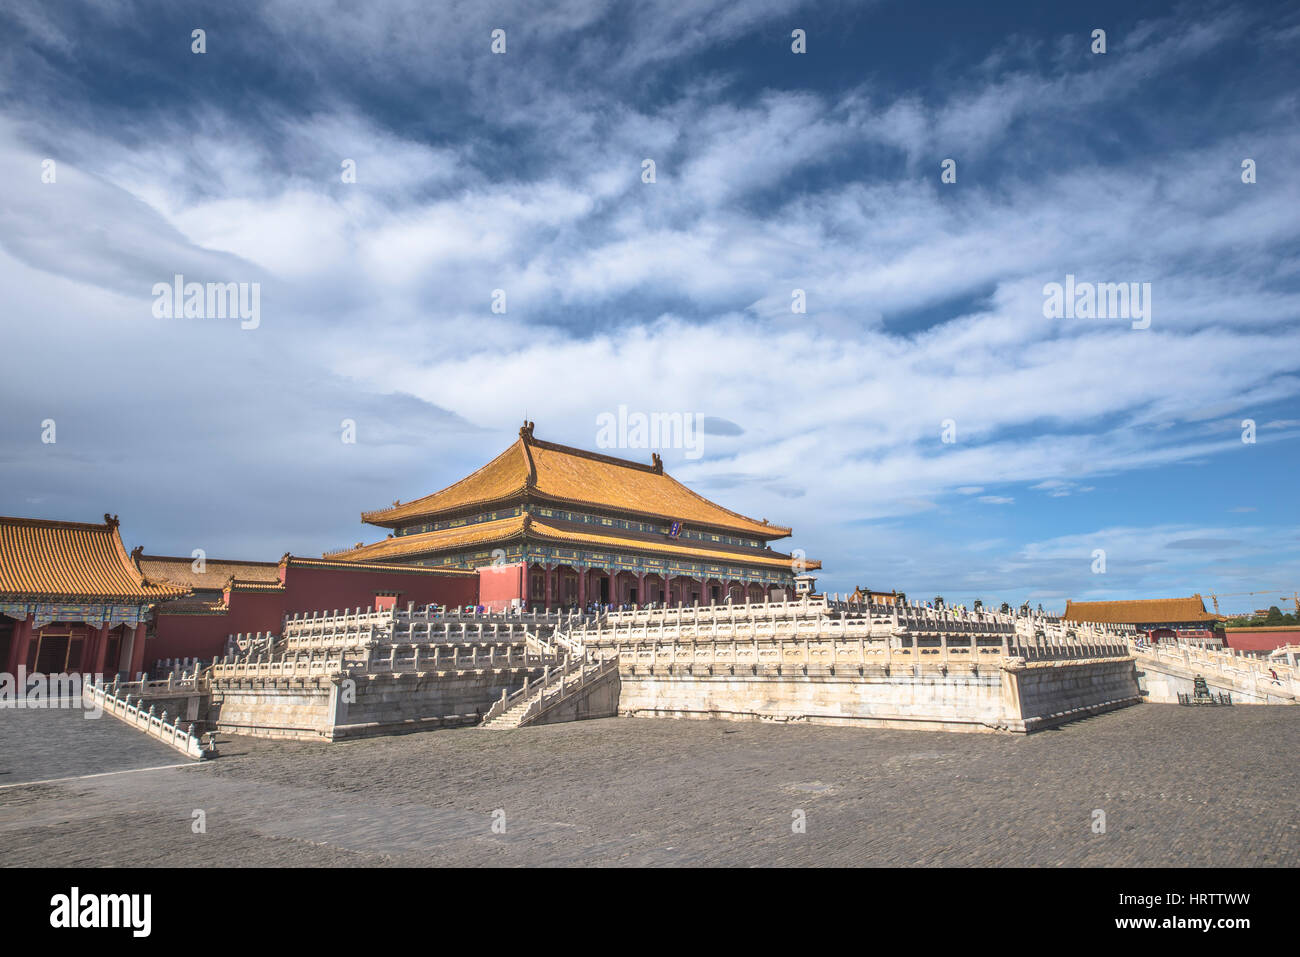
[1063,595,1216,624]
[334,513,816,572]
[361,444,530,527]
[361,425,788,539]
[333,515,527,563]
[0,515,187,602]
[137,554,282,590]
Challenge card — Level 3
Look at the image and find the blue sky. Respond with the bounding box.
[1,0,1298,614]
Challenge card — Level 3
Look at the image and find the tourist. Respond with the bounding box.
[1269,668,1281,685]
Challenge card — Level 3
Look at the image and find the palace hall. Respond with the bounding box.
[0,515,185,677]
[329,423,820,609]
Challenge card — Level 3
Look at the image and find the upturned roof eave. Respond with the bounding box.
[363,490,790,541]
[0,588,182,604]
[341,524,812,572]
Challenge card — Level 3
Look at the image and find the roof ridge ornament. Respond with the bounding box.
[520,424,538,488]
[651,452,663,473]
[104,513,120,528]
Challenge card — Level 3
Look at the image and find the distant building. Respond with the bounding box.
[847,586,906,606]
[1063,594,1221,646]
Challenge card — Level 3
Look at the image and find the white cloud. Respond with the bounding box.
[0,2,1296,601]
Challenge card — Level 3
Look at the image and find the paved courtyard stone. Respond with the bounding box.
[0,700,187,786]
[1,704,1295,866]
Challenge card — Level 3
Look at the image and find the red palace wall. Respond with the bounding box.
[1223,628,1300,653]
[150,589,284,666]
[476,561,527,612]
[149,561,479,670]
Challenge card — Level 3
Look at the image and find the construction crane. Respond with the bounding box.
[1206,589,1296,616]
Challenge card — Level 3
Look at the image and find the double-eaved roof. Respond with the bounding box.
[1063,595,1217,624]
[360,424,789,539]
[339,425,815,572]
[335,513,811,570]
[0,515,186,603]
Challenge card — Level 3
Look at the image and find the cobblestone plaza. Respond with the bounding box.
[1,704,1294,867]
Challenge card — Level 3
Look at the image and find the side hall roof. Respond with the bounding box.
[0,515,186,603]
[1063,595,1217,624]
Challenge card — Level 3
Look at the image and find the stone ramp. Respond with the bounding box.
[480,654,620,729]
[0,699,187,787]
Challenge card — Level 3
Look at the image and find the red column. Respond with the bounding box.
[578,568,587,609]
[7,614,34,676]
[127,621,148,679]
[92,624,112,676]
[544,564,554,611]
[79,625,99,676]
[636,572,646,607]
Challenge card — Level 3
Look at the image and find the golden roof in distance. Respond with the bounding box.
[1063,595,1217,624]
[361,423,789,539]
[0,515,186,603]
[136,553,282,591]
